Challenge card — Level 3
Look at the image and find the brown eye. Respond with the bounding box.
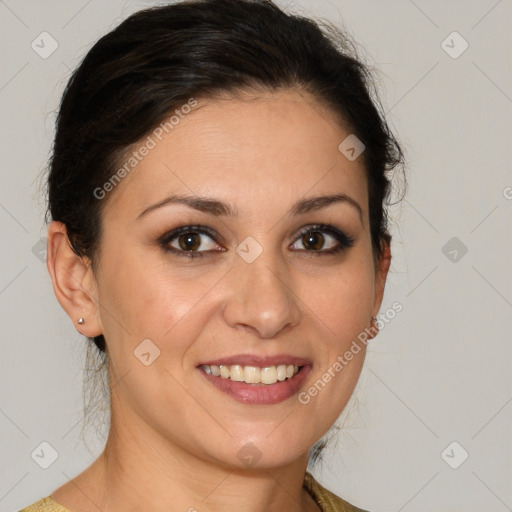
[162,226,222,256]
[290,224,355,254]
[178,233,201,251]
[302,231,325,250]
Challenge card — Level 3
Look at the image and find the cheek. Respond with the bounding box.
[96,245,224,364]
[293,253,374,414]
[299,255,375,340]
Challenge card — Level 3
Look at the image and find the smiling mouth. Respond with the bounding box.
[199,364,302,385]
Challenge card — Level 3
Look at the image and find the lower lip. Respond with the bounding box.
[198,365,312,405]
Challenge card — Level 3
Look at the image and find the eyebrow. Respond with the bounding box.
[137,193,363,222]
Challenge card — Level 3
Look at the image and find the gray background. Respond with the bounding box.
[1,1,511,511]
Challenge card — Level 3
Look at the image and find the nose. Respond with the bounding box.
[222,252,301,339]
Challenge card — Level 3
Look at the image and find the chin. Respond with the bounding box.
[200,430,314,471]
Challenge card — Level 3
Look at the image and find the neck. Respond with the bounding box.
[77,406,318,512]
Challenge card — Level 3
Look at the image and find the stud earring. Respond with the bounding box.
[78,318,85,325]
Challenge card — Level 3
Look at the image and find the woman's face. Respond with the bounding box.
[89,89,389,468]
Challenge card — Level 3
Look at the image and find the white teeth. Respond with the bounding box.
[200,364,301,384]
[244,366,261,384]
[260,366,277,384]
[276,365,287,381]
[230,365,244,382]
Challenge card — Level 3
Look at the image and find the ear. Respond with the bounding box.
[46,221,103,337]
[368,237,392,339]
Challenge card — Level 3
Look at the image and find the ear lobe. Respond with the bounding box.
[46,221,103,337]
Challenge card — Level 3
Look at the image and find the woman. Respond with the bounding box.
[20,0,404,510]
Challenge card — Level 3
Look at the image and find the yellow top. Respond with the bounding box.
[18,471,368,512]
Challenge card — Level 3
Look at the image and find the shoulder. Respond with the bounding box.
[18,496,70,512]
[304,471,370,512]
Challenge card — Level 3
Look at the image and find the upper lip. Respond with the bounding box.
[197,354,312,368]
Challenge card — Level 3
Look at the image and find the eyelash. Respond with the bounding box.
[159,223,355,259]
[294,224,355,255]
[159,225,223,259]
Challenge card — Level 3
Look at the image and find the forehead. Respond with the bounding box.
[103,89,368,220]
